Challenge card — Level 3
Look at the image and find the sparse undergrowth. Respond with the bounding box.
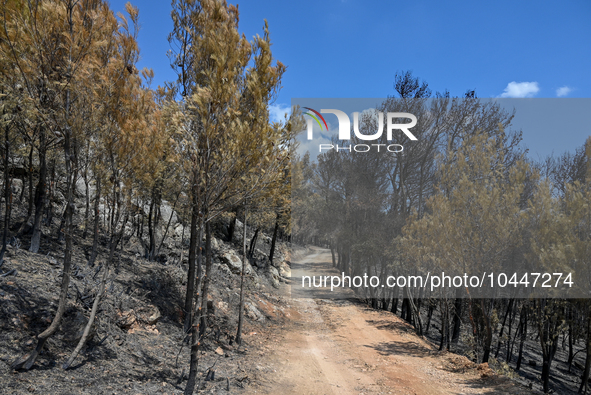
[0,220,294,394]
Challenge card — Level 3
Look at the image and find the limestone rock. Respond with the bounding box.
[160,200,178,225]
[244,301,265,322]
[266,266,280,288]
[277,261,291,278]
[145,307,161,325]
[220,251,253,275]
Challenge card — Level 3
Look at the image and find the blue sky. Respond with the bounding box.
[108,0,591,157]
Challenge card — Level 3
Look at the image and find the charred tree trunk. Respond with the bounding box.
[451,290,463,345]
[407,287,423,336]
[235,205,248,346]
[269,214,279,264]
[425,301,434,335]
[481,299,493,363]
[146,199,155,259]
[401,297,412,324]
[567,307,575,372]
[15,142,34,237]
[468,298,478,361]
[516,305,528,371]
[25,144,33,211]
[439,299,448,351]
[330,240,336,267]
[540,301,560,394]
[146,182,162,261]
[391,289,399,315]
[0,121,12,263]
[82,171,90,239]
[46,160,56,229]
[29,128,46,253]
[199,220,212,339]
[183,181,201,334]
[495,298,514,358]
[184,211,205,395]
[506,299,518,362]
[56,205,68,244]
[248,227,259,258]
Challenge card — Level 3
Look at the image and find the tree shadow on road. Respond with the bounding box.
[364,340,432,358]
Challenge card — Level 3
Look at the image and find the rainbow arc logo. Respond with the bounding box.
[303,107,328,131]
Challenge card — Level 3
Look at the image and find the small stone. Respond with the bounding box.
[147,308,161,325]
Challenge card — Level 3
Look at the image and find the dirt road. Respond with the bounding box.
[250,247,533,395]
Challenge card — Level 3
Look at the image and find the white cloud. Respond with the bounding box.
[556,86,572,97]
[268,103,291,123]
[296,134,333,160]
[499,81,540,98]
